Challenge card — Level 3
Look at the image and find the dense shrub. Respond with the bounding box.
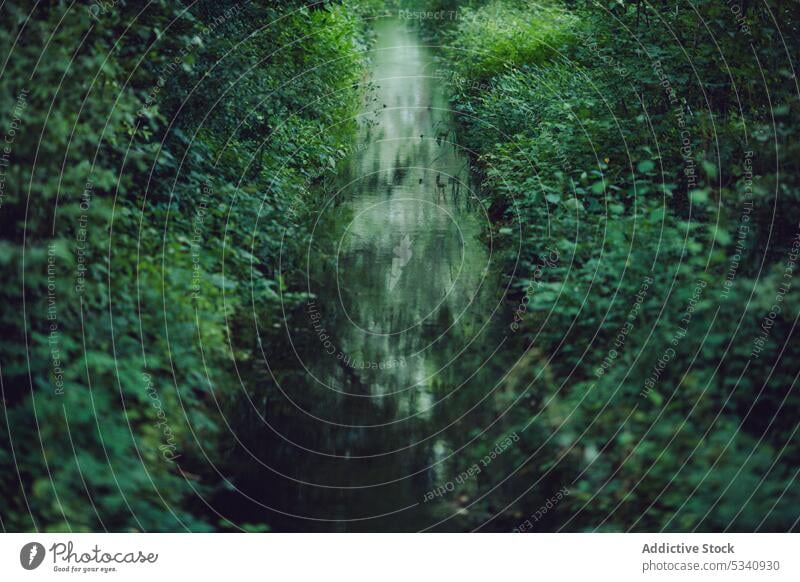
[433,0,800,531]
[0,0,365,531]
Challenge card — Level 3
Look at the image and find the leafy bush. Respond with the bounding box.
[0,0,365,531]
[434,0,800,531]
[448,1,577,80]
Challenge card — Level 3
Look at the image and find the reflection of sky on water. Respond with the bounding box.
[226,18,507,531]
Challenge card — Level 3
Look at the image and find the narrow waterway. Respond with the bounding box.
[224,18,515,531]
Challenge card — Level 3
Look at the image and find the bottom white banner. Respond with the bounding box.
[1,533,797,581]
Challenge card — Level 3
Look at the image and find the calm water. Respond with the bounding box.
[223,19,513,531]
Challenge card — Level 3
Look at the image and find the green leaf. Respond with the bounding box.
[591,180,606,194]
[690,189,710,205]
[648,390,664,406]
[702,160,717,179]
[713,226,733,245]
[637,160,655,173]
[609,203,625,215]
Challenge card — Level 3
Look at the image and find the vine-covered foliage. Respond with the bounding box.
[431,0,800,530]
[0,0,365,531]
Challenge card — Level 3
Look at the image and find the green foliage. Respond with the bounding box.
[448,1,578,80]
[3,0,798,533]
[0,0,365,531]
[435,0,800,531]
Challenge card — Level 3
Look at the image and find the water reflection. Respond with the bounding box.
[224,18,510,531]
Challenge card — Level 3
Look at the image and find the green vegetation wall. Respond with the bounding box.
[424,0,800,531]
[0,0,365,531]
